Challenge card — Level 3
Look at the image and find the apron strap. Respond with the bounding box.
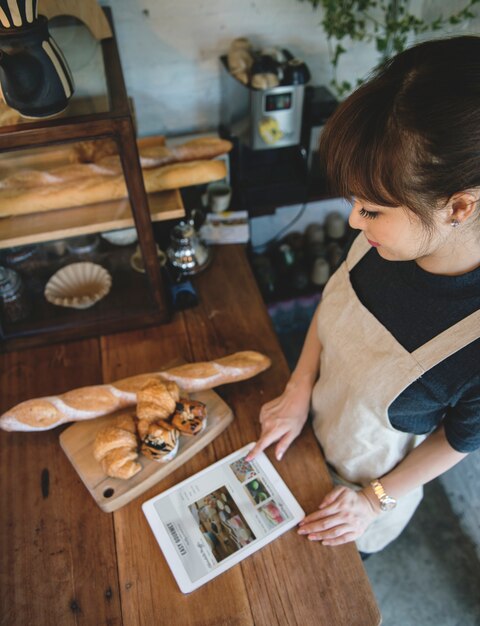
[345,233,371,271]
[412,309,480,371]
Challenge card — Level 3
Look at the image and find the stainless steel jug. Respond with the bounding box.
[166,220,211,275]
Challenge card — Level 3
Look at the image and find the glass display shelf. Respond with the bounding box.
[0,242,160,350]
[0,7,179,351]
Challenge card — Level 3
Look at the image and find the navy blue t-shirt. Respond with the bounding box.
[347,234,480,453]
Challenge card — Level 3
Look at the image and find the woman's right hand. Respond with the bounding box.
[246,378,312,462]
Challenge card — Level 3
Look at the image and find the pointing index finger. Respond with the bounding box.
[245,435,272,461]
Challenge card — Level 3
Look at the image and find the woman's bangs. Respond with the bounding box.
[342,147,402,208]
[319,89,412,209]
[324,122,408,207]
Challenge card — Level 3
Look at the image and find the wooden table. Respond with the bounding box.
[0,245,381,626]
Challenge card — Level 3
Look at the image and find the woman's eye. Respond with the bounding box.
[359,207,379,220]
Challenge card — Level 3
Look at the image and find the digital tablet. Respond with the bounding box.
[142,442,305,593]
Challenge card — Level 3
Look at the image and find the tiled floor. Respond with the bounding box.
[364,480,480,626]
[275,327,480,626]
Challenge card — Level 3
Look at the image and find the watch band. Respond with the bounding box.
[369,479,397,511]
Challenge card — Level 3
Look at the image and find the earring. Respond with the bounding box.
[451,219,460,228]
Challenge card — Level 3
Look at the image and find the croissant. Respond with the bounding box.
[136,379,180,423]
[93,414,142,480]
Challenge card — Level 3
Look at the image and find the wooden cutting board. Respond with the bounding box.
[59,389,233,513]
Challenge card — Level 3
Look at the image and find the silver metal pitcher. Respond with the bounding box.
[166,218,211,275]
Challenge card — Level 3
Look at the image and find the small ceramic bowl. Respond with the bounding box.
[66,234,100,255]
[101,227,138,246]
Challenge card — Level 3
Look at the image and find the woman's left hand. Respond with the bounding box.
[298,485,380,546]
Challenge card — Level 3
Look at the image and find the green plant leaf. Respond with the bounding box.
[376,37,387,52]
[303,0,478,99]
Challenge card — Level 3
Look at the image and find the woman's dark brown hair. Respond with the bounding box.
[319,36,480,229]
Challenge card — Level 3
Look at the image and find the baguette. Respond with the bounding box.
[0,351,271,432]
[72,136,231,168]
[136,137,233,168]
[0,158,227,217]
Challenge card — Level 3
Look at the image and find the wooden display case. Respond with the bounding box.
[0,8,183,351]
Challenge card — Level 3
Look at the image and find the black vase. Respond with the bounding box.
[0,0,74,118]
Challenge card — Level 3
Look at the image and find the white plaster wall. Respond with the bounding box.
[99,0,341,137]
[94,0,480,138]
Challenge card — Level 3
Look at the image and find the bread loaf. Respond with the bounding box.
[0,351,271,432]
[72,136,231,168]
[0,158,227,217]
[137,137,233,168]
[157,351,273,392]
[0,102,22,127]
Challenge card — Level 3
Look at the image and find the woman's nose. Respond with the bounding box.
[348,200,364,229]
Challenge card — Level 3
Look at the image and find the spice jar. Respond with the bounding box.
[0,266,31,323]
[4,244,44,273]
[325,211,347,242]
[66,235,100,257]
[311,257,330,287]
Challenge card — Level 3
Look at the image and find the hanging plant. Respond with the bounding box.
[300,0,480,97]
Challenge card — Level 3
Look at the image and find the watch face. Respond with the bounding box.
[380,496,397,511]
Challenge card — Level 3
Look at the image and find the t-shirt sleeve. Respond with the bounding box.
[443,381,480,452]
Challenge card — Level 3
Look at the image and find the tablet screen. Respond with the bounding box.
[142,443,305,593]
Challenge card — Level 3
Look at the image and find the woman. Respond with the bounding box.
[246,36,480,555]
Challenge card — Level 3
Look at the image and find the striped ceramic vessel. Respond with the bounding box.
[0,0,74,117]
[0,0,38,27]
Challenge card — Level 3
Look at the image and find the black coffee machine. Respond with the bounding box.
[219,48,337,213]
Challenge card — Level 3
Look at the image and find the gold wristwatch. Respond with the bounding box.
[369,479,397,511]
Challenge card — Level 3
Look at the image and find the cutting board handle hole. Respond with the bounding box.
[103,488,115,498]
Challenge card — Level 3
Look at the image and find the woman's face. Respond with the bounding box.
[348,197,448,262]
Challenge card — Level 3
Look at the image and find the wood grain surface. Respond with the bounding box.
[0,340,123,625]
[0,189,184,249]
[0,245,381,626]
[40,0,113,40]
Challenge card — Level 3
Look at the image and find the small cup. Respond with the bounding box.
[206,182,232,214]
[282,58,311,85]
[130,244,167,274]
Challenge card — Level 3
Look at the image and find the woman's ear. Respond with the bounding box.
[450,189,480,224]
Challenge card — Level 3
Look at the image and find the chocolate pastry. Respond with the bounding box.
[172,399,207,435]
[141,421,180,462]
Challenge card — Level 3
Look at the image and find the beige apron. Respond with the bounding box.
[311,233,480,553]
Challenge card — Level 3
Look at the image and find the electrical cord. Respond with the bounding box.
[251,200,308,252]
